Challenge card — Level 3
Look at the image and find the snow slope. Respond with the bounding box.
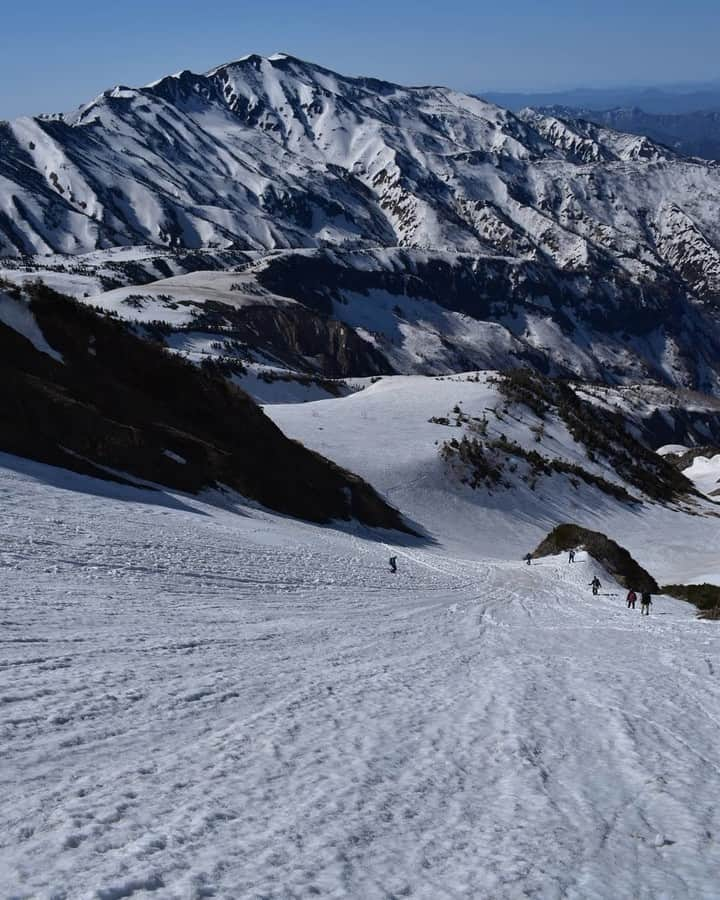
[685,453,720,496]
[268,373,720,585]
[2,452,720,899]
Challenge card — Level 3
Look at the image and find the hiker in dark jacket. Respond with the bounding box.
[641,592,652,615]
[568,549,576,564]
[626,590,637,609]
[524,553,533,566]
[389,556,397,574]
[590,576,601,595]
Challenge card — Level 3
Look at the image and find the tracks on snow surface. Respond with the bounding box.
[1,460,719,898]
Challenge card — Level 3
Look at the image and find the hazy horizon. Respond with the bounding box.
[2,0,720,119]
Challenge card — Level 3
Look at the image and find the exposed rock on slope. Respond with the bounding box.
[496,370,696,503]
[0,280,410,530]
[576,383,720,449]
[661,446,720,470]
[73,246,720,395]
[533,524,659,593]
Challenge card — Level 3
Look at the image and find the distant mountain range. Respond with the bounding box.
[527,106,720,162]
[481,81,720,115]
[483,82,720,160]
[4,54,720,394]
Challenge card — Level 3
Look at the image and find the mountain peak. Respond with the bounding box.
[5,53,720,396]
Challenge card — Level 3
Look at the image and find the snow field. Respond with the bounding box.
[267,373,720,584]
[2,453,720,899]
[684,453,720,498]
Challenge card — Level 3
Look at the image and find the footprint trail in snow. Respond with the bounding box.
[1,455,719,899]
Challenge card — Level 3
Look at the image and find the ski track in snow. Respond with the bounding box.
[1,456,720,899]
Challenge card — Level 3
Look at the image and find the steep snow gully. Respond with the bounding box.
[2,453,719,899]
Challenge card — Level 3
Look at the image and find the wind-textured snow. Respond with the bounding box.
[3,379,720,898]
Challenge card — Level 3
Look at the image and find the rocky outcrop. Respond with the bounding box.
[190,300,392,378]
[662,583,720,619]
[532,524,659,592]
[661,446,720,470]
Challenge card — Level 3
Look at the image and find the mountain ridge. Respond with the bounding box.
[5,55,720,393]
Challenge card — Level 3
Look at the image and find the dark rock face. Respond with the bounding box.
[639,410,720,449]
[190,300,393,378]
[0,282,411,531]
[532,524,659,593]
[254,247,720,392]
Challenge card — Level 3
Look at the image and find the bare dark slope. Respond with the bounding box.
[0,283,410,531]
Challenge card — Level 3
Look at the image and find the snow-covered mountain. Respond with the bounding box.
[7,56,720,898]
[2,53,718,263]
[5,54,720,391]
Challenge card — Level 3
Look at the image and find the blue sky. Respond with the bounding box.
[2,0,719,119]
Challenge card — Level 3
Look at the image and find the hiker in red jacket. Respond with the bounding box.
[626,590,637,609]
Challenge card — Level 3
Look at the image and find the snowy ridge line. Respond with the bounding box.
[4,55,720,393]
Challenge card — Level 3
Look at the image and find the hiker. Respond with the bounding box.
[641,592,652,615]
[589,576,601,596]
[389,556,397,574]
[626,589,637,609]
[568,549,576,564]
[524,553,533,566]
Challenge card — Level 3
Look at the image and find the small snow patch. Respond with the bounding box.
[163,450,187,465]
[657,444,689,456]
[0,292,63,363]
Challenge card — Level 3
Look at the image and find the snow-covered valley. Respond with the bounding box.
[268,373,720,584]
[4,49,720,899]
[3,369,720,898]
